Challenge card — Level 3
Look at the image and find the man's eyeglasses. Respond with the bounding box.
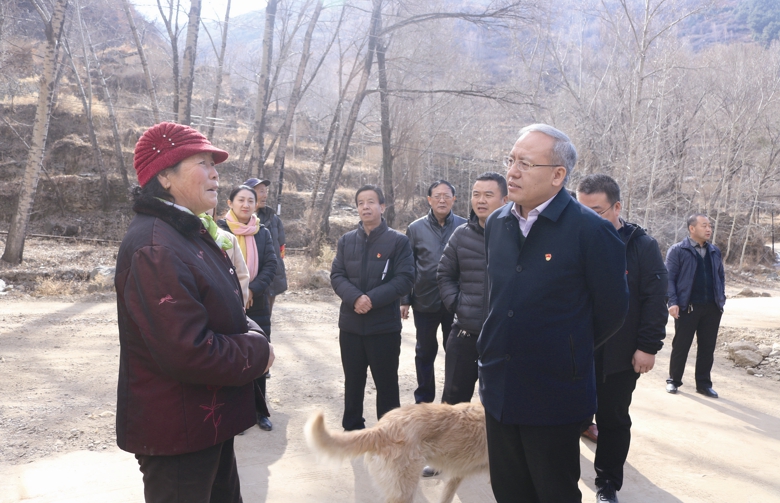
[503,156,561,171]
[430,194,453,201]
[596,202,617,216]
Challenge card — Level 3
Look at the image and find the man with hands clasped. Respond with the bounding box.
[331,185,415,431]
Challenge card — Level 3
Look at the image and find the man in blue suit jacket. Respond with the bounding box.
[478,124,629,503]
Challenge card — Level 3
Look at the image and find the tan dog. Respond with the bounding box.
[304,401,489,503]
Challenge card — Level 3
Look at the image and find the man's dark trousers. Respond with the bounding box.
[667,303,722,388]
[339,330,401,431]
[441,326,479,405]
[413,305,454,403]
[594,364,639,491]
[485,412,582,503]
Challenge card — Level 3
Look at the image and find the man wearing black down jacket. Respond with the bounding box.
[577,174,668,503]
[437,172,507,405]
[331,185,415,431]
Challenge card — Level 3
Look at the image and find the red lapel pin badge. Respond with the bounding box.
[545,254,552,261]
[377,253,382,258]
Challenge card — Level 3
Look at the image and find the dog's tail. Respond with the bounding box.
[304,411,387,462]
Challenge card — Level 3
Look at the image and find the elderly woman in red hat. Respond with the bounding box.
[115,122,274,503]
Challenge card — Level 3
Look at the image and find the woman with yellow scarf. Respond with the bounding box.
[218,185,277,431]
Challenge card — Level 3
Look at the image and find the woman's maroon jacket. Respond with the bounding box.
[114,196,270,455]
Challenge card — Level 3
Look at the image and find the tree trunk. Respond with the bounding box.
[306,5,352,237]
[1,115,66,216]
[63,35,110,210]
[157,0,181,117]
[237,129,253,172]
[122,0,160,123]
[712,176,729,246]
[250,0,278,178]
[2,0,68,264]
[74,3,111,210]
[739,189,761,270]
[642,73,667,229]
[725,172,745,263]
[307,101,343,236]
[178,0,201,125]
[262,131,280,168]
[89,38,129,191]
[376,30,395,227]
[310,0,382,258]
[269,0,323,212]
[206,0,231,140]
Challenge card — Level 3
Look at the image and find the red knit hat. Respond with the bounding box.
[133,122,229,187]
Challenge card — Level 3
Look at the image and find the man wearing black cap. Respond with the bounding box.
[243,178,288,313]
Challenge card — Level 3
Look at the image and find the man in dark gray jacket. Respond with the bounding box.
[437,172,507,405]
[401,180,466,404]
[331,185,415,431]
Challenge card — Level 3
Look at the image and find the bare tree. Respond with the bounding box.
[157,0,184,117]
[2,0,69,264]
[307,12,358,236]
[596,0,708,219]
[63,0,110,210]
[375,23,394,225]
[87,35,130,191]
[249,0,279,178]
[179,0,202,125]
[269,0,325,212]
[201,0,231,140]
[122,0,160,123]
[310,0,382,257]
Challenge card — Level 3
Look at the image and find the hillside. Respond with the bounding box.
[2,0,780,272]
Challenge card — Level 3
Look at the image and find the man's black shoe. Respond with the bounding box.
[596,481,618,503]
[257,416,273,431]
[666,383,678,394]
[696,387,718,398]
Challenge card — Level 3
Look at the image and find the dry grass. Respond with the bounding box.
[33,275,114,297]
[33,277,87,297]
[52,95,109,118]
[1,94,37,106]
[54,95,83,115]
[284,246,335,291]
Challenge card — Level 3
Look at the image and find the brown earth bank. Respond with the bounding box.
[1,239,780,502]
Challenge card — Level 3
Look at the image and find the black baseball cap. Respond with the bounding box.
[243,178,271,188]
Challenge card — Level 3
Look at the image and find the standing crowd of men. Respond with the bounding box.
[117,121,728,503]
[329,123,726,503]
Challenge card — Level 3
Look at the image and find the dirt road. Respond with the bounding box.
[1,292,779,503]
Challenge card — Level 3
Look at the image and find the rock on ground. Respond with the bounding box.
[732,349,765,368]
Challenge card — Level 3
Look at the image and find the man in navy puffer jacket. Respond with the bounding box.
[665,213,726,399]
